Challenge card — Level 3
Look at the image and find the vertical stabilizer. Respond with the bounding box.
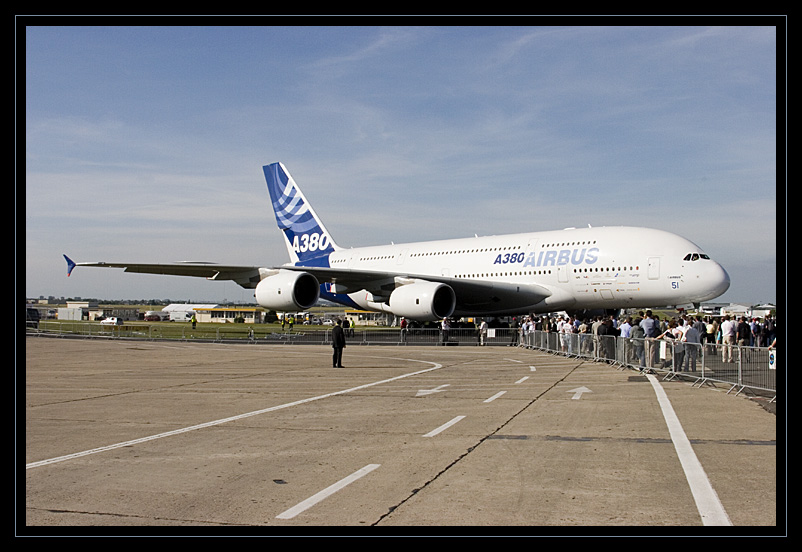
[263,162,340,265]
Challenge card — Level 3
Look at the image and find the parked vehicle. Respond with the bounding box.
[144,311,169,321]
[169,311,193,322]
[100,317,124,326]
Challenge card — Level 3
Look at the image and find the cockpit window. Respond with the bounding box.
[684,253,710,261]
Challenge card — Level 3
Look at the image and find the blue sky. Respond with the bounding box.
[23,24,780,305]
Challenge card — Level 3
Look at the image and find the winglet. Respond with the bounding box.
[64,255,77,277]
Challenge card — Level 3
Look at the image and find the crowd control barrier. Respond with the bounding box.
[518,329,776,400]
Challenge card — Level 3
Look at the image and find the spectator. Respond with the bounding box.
[720,315,737,363]
[681,322,701,372]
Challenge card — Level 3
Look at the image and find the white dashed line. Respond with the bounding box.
[483,391,507,403]
[276,464,381,520]
[422,416,466,437]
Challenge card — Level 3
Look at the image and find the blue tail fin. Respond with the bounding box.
[263,162,340,265]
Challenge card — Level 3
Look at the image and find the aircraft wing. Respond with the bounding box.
[64,256,265,289]
[280,265,553,313]
[64,254,553,311]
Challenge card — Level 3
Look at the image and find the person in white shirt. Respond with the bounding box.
[720,315,737,363]
[559,316,574,355]
[619,317,632,338]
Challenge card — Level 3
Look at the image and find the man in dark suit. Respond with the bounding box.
[332,318,346,368]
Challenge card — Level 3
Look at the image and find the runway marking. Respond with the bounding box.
[646,374,732,526]
[423,416,466,437]
[416,384,450,397]
[567,386,592,400]
[515,376,529,384]
[26,360,443,470]
[483,391,506,403]
[276,464,381,520]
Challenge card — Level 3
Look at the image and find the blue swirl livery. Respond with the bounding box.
[263,162,340,266]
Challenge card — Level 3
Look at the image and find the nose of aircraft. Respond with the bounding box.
[700,261,730,301]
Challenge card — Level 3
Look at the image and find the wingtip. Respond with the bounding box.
[63,254,76,277]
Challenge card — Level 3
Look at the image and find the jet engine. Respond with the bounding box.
[388,281,456,321]
[254,269,320,311]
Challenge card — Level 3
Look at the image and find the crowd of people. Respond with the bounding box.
[477,310,777,370]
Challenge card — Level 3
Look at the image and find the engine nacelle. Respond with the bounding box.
[254,269,320,311]
[388,281,456,321]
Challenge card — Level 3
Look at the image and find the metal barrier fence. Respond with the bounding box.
[29,323,776,398]
[518,330,777,400]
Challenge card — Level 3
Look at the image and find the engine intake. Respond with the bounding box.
[254,269,320,311]
[388,281,456,321]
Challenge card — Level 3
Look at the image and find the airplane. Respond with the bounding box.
[64,162,731,321]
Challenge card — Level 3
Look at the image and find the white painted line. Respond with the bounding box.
[276,464,380,520]
[484,391,506,403]
[27,361,443,470]
[423,416,466,437]
[515,376,529,384]
[416,384,450,397]
[646,374,732,526]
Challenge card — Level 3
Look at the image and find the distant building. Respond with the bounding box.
[57,301,99,321]
[721,303,775,319]
[194,307,263,324]
[55,301,139,321]
[57,307,84,321]
[67,301,98,309]
[345,309,392,326]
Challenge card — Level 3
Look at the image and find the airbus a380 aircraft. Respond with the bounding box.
[65,162,730,321]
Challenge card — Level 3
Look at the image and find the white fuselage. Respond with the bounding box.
[329,226,730,315]
[71,163,729,320]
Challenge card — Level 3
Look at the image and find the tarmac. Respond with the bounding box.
[22,336,780,534]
